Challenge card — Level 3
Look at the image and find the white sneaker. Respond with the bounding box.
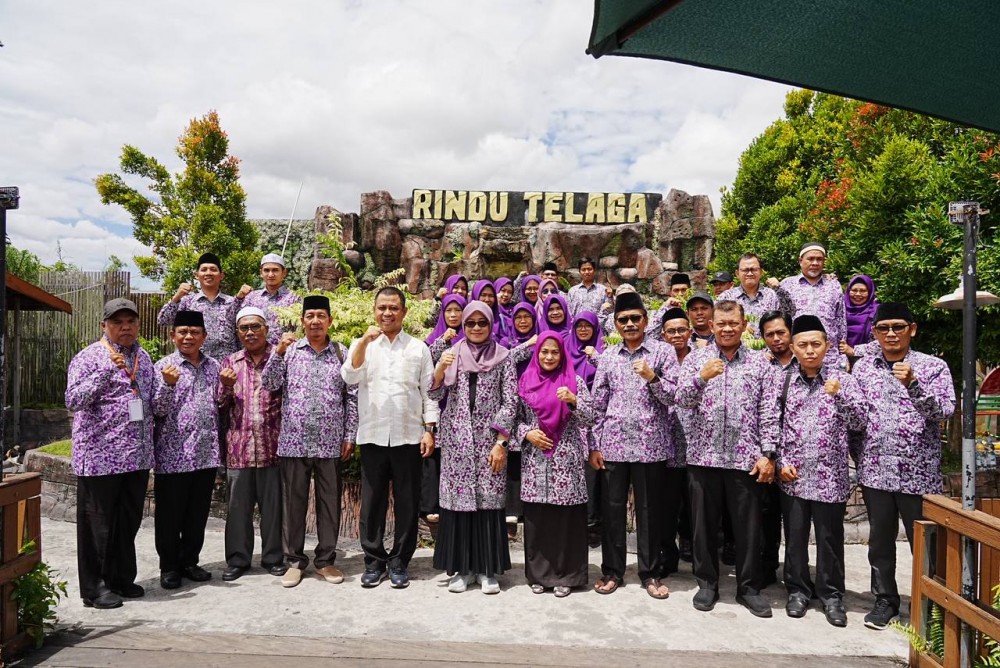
[477,573,500,595]
[448,573,474,593]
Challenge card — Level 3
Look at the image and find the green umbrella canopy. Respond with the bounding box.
[588,0,1000,132]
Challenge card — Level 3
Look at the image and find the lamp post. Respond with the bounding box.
[933,201,999,668]
[0,187,18,483]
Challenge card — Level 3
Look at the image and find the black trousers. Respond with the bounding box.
[761,482,782,576]
[225,466,283,568]
[586,464,603,527]
[77,470,149,600]
[863,486,923,606]
[419,448,441,517]
[688,465,762,595]
[154,467,217,573]
[659,466,687,574]
[677,468,692,541]
[281,457,340,570]
[781,492,846,603]
[505,451,523,519]
[600,460,665,582]
[360,443,422,571]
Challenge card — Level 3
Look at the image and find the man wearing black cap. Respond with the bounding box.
[66,298,155,609]
[157,252,253,360]
[853,303,955,630]
[263,295,358,589]
[709,271,733,297]
[540,261,560,284]
[687,291,715,346]
[590,292,678,599]
[152,310,222,589]
[647,273,692,339]
[720,253,783,339]
[759,315,866,627]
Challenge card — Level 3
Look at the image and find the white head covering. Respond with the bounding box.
[236,306,267,323]
[260,253,286,267]
[615,284,637,297]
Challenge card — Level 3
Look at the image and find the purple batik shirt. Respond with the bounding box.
[513,375,596,506]
[759,366,867,503]
[675,343,768,471]
[590,339,677,463]
[241,286,301,345]
[262,338,359,459]
[157,291,243,360]
[152,352,221,474]
[218,346,282,469]
[667,343,696,468]
[66,337,156,476]
[777,275,847,363]
[567,282,607,318]
[718,285,782,338]
[853,350,955,495]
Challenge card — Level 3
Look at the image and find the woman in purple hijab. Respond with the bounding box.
[426,294,466,354]
[494,277,515,319]
[520,275,541,306]
[430,301,518,594]
[842,274,878,351]
[538,294,571,335]
[472,279,510,341]
[566,311,605,390]
[513,331,595,597]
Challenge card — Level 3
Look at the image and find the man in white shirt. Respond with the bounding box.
[342,286,438,589]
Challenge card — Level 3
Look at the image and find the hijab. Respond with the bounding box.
[444,274,468,296]
[504,301,537,348]
[494,277,514,318]
[535,278,560,321]
[538,293,571,334]
[844,274,879,347]
[472,279,507,339]
[520,274,541,304]
[443,301,510,386]
[517,331,578,458]
[566,310,604,389]
[426,293,466,345]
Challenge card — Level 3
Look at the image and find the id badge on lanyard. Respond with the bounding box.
[103,338,144,422]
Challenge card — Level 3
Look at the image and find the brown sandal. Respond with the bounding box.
[594,575,620,595]
[642,578,670,599]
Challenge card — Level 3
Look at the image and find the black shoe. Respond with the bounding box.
[736,592,773,618]
[110,583,145,598]
[267,564,288,577]
[360,568,386,588]
[824,598,848,627]
[721,541,736,566]
[82,592,123,609]
[864,596,898,630]
[182,565,212,582]
[679,539,693,563]
[693,588,719,612]
[785,593,809,618]
[222,565,249,582]
[160,571,182,590]
[389,568,410,589]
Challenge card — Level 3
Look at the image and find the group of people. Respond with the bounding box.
[67,242,953,631]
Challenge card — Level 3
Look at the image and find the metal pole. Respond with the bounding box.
[0,206,6,483]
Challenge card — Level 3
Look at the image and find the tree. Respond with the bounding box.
[104,254,126,273]
[5,246,43,284]
[715,90,1000,376]
[95,111,258,293]
[47,241,80,272]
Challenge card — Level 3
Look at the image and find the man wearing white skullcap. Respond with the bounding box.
[242,253,302,344]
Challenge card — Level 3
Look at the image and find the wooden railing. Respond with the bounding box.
[0,473,42,660]
[911,495,1000,667]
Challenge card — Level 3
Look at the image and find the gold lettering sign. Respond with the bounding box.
[410,190,661,226]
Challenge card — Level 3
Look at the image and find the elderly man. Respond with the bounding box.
[218,307,285,581]
[263,295,358,589]
[152,311,222,589]
[676,300,774,617]
[853,303,955,630]
[567,257,606,317]
[590,291,677,599]
[342,287,438,589]
[242,253,302,345]
[772,242,846,366]
[719,253,783,338]
[66,299,155,609]
[157,252,252,360]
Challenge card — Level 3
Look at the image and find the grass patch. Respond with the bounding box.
[36,441,71,458]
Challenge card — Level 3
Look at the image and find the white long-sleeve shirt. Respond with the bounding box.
[341,331,439,446]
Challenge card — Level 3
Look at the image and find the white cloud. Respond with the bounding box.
[0,0,792,288]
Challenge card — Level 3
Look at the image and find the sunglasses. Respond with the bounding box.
[237,323,264,333]
[464,319,491,329]
[615,314,644,325]
[874,323,910,334]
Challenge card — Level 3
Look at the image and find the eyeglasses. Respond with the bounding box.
[464,319,491,329]
[237,323,264,333]
[738,268,760,274]
[663,327,690,336]
[615,314,644,325]
[874,323,910,335]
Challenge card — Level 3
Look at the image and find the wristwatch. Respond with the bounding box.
[764,451,778,462]
[495,438,509,450]
[424,424,437,434]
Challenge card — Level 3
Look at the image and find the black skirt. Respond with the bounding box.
[523,502,589,588]
[433,508,511,577]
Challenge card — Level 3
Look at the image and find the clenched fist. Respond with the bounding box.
[236,284,253,299]
[220,368,238,388]
[824,378,841,396]
[276,332,298,355]
[173,282,194,303]
[362,325,382,344]
[437,351,456,372]
[700,358,725,382]
[555,386,577,405]
[632,359,656,382]
[892,362,915,387]
[161,365,181,386]
[109,351,126,370]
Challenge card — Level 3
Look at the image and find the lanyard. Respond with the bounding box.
[101,338,140,396]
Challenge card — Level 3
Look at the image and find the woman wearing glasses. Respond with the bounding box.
[430,301,519,594]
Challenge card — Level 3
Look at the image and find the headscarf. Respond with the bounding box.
[444,274,468,296]
[538,293,570,334]
[443,301,510,386]
[471,279,505,339]
[518,331,578,458]
[566,311,604,389]
[426,293,466,345]
[844,274,879,347]
[520,274,541,304]
[503,302,537,349]
[535,278,560,316]
[494,277,514,318]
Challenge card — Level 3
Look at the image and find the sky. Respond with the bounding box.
[0,1,792,289]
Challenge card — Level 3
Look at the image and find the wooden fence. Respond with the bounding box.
[910,495,1000,667]
[0,473,42,660]
[7,271,169,407]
